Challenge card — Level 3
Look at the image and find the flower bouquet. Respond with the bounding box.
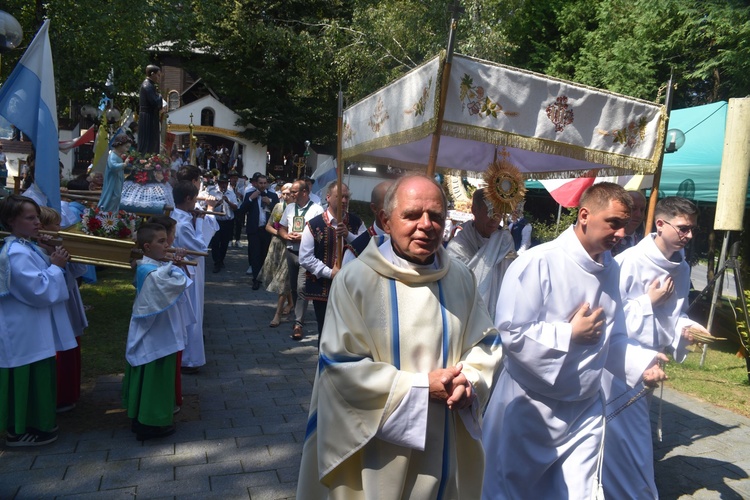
[80,207,138,240]
[124,153,172,184]
[120,153,175,214]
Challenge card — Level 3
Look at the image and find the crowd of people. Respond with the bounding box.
[0,161,713,498]
[292,176,711,499]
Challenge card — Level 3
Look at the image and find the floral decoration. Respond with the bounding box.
[368,96,390,133]
[546,96,574,132]
[405,78,432,117]
[459,74,518,119]
[343,120,355,143]
[598,116,648,148]
[124,152,172,185]
[80,207,138,240]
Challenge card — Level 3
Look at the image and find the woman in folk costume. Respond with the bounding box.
[258,183,294,327]
[0,195,75,446]
[98,134,132,213]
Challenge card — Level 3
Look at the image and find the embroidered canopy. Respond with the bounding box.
[342,53,666,178]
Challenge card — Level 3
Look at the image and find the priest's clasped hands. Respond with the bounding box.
[428,362,474,410]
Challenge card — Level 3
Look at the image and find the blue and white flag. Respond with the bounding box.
[0,20,60,212]
[311,157,337,201]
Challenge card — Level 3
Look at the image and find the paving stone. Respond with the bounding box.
[108,442,175,461]
[210,470,280,492]
[32,449,108,469]
[205,425,263,440]
[175,460,243,480]
[16,471,103,497]
[100,464,175,490]
[56,486,137,499]
[247,484,297,500]
[0,451,35,472]
[0,465,67,491]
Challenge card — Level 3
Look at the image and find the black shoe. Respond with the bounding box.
[219,261,225,268]
[252,280,261,290]
[135,423,175,441]
[212,264,221,273]
[6,429,58,447]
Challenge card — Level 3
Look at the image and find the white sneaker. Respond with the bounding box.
[246,266,253,275]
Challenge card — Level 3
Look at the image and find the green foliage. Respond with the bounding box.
[530,208,578,243]
[4,0,750,153]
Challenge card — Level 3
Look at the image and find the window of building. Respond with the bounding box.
[201,108,215,127]
[168,91,180,111]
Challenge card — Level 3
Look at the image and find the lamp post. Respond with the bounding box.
[644,71,685,233]
[0,11,23,76]
[303,140,311,176]
[296,140,310,178]
[664,128,685,153]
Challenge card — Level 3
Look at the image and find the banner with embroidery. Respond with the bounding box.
[342,52,665,179]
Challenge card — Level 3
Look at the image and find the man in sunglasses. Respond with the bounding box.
[602,196,711,499]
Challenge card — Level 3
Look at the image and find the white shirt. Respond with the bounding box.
[207,185,238,221]
[509,220,533,254]
[299,210,365,279]
[279,200,324,252]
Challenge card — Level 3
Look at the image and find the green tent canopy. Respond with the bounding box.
[660,101,730,203]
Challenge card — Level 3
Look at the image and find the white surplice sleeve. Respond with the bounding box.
[9,247,69,307]
[494,256,572,388]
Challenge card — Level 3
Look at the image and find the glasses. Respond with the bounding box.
[662,220,698,236]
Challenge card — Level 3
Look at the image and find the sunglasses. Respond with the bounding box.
[662,220,698,236]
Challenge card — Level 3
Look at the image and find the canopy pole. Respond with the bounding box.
[644,70,675,233]
[426,1,463,176]
[336,88,345,267]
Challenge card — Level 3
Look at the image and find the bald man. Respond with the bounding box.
[341,180,394,266]
[297,174,502,499]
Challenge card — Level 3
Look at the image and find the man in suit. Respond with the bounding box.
[240,174,278,289]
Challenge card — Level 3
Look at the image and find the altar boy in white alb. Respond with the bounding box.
[602,196,709,499]
[481,183,668,499]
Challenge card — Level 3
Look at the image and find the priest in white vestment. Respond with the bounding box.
[602,196,708,499]
[482,183,668,500]
[446,188,515,320]
[297,175,503,499]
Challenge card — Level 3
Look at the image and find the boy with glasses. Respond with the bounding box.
[602,196,710,499]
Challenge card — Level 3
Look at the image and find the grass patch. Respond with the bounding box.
[665,340,750,418]
[78,267,134,382]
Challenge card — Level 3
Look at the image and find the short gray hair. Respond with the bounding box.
[383,173,447,218]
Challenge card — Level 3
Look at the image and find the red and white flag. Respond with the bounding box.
[538,170,599,207]
[539,171,652,207]
[59,125,95,152]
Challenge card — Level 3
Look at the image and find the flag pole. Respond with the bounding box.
[644,70,675,233]
[336,88,344,267]
[426,1,463,176]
